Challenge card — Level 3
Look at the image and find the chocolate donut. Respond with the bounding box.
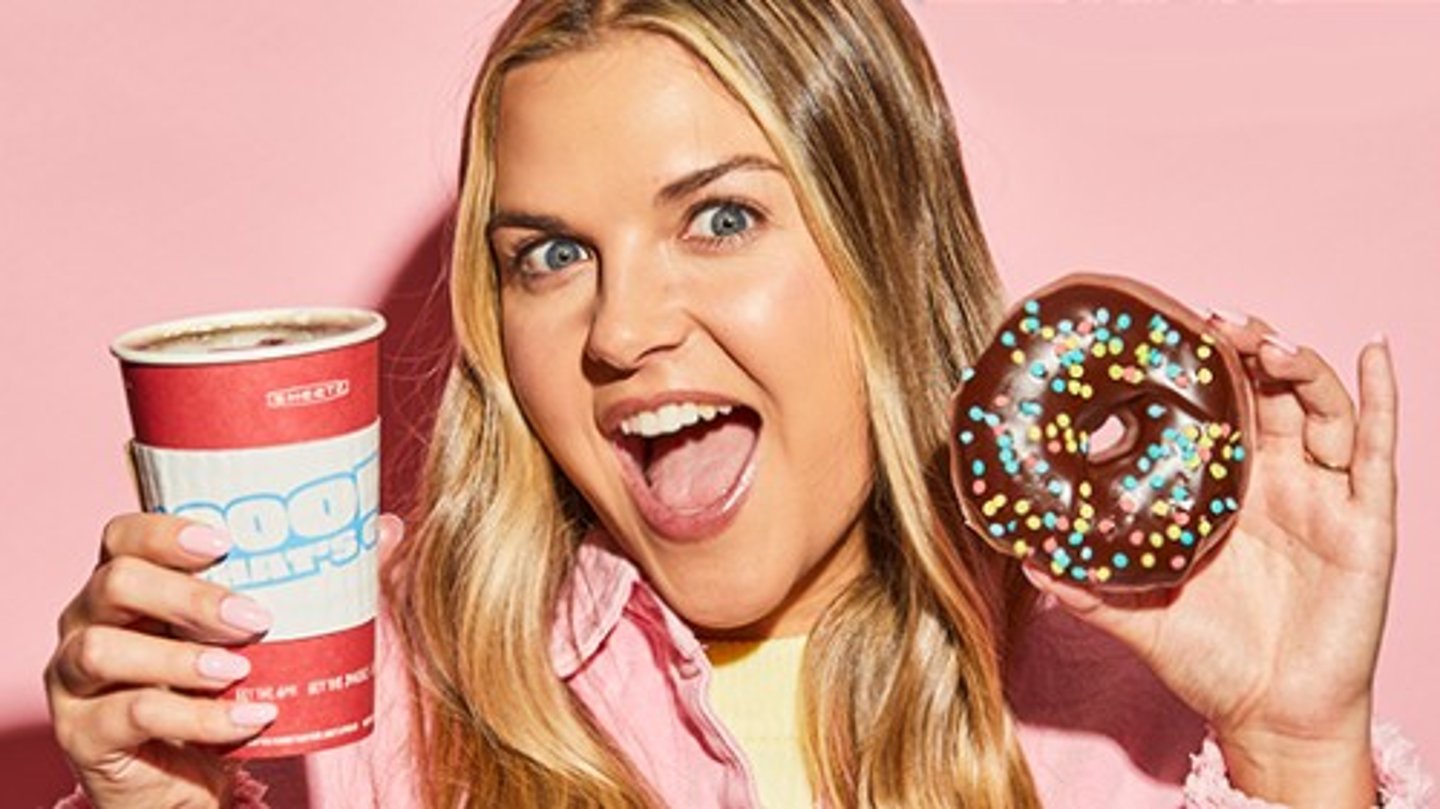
[949,273,1253,591]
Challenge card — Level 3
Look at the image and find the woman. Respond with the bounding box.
[46,0,1428,806]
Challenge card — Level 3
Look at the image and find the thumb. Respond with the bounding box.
[377,513,407,550]
[1021,563,1163,656]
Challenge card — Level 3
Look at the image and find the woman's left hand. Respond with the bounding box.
[1025,309,1399,806]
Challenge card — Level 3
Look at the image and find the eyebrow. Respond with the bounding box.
[487,154,784,238]
[486,211,570,238]
[655,154,784,205]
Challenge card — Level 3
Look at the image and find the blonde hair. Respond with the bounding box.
[384,0,1040,805]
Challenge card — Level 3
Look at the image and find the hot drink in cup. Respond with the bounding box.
[132,320,359,354]
[111,308,386,758]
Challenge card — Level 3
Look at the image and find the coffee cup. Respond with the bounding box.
[111,307,386,758]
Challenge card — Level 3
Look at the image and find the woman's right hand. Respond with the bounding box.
[45,514,278,808]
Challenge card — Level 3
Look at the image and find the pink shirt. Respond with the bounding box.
[60,539,1434,808]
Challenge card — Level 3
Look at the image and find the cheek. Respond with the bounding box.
[499,301,544,410]
[500,296,590,449]
[708,245,872,482]
[710,240,860,376]
[784,262,872,501]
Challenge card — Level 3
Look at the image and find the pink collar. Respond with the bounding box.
[548,535,706,679]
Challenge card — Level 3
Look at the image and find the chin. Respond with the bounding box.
[684,603,775,634]
[660,564,799,637]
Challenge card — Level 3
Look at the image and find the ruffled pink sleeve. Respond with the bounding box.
[1184,723,1435,808]
[54,766,270,809]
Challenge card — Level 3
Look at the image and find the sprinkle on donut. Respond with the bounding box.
[950,273,1253,591]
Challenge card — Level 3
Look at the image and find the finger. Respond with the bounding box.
[1020,564,1164,654]
[56,689,276,766]
[1252,334,1357,470]
[376,514,407,571]
[62,556,272,643]
[1207,308,1271,355]
[1207,311,1307,452]
[52,625,251,698]
[99,513,232,571]
[1351,337,1398,511]
[377,513,405,550]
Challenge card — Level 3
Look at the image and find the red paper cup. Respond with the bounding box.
[111,307,386,758]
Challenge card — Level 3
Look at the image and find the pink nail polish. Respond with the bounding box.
[1020,565,1047,590]
[178,525,231,559]
[197,649,252,681]
[377,513,406,546]
[1211,307,1248,326]
[1262,333,1300,356]
[229,702,279,727]
[220,596,273,634]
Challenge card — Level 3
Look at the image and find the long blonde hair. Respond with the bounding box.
[384,0,1040,805]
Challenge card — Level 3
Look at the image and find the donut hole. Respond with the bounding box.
[1085,412,1136,466]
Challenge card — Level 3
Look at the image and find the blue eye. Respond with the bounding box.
[687,202,755,241]
[517,237,590,275]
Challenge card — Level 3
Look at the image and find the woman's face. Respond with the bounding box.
[490,32,872,636]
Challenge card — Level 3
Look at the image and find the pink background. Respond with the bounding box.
[2,1,1435,802]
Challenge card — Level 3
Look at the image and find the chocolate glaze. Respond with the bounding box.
[949,273,1253,591]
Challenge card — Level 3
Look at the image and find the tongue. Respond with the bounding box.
[645,416,756,511]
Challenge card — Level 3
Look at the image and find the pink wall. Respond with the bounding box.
[2,1,1434,801]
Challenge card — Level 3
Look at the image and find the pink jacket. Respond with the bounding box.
[61,540,1433,808]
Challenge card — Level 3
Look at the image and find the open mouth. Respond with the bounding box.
[611,402,761,542]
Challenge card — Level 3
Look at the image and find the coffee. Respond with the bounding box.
[135,320,360,355]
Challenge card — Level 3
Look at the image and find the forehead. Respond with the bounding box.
[492,32,778,207]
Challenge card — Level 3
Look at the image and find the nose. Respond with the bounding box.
[583,244,688,373]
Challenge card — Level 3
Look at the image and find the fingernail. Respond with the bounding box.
[178,524,231,559]
[1262,332,1300,356]
[219,596,273,634]
[377,513,406,546]
[196,649,251,681]
[229,702,278,727]
[1369,331,1389,346]
[1211,307,1248,326]
[1020,564,1048,590]
[1194,305,1214,320]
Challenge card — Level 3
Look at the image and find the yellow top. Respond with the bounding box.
[704,635,813,809]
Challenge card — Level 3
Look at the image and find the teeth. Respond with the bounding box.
[619,401,735,438]
[656,403,688,434]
